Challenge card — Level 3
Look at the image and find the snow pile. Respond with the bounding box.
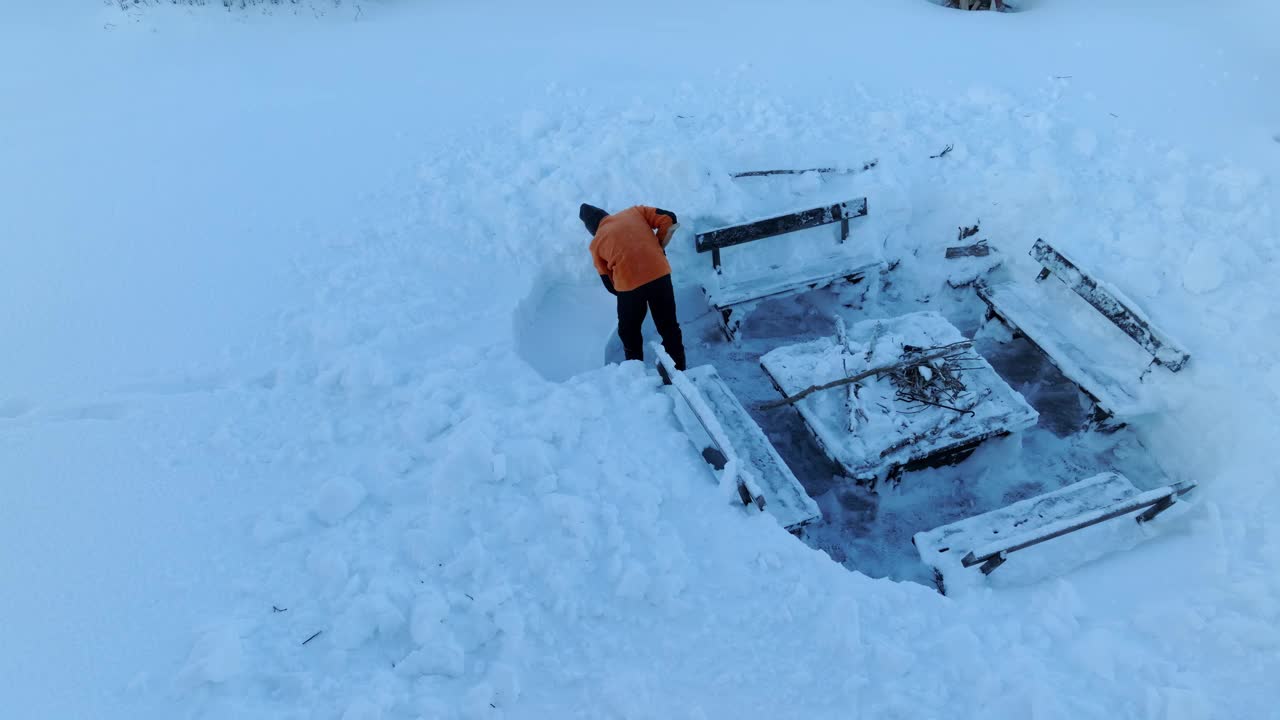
[3,1,1280,719]
[169,78,1280,716]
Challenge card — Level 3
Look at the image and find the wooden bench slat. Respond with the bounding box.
[707,253,882,310]
[1030,239,1190,371]
[977,280,1154,419]
[916,472,1138,560]
[963,481,1192,569]
[655,345,820,532]
[692,198,876,338]
[685,366,821,531]
[695,198,868,253]
[915,473,1194,587]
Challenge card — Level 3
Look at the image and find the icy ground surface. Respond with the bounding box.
[608,236,1173,587]
[3,1,1280,719]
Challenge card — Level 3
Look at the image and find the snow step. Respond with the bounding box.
[977,239,1190,426]
[694,198,883,340]
[913,472,1195,592]
[653,343,821,533]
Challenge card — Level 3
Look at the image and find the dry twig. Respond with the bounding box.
[731,160,878,178]
[761,341,973,410]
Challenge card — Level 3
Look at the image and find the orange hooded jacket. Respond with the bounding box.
[588,206,676,293]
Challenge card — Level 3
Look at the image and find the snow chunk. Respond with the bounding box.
[1072,128,1098,157]
[251,504,308,546]
[489,662,521,706]
[369,593,407,636]
[179,625,243,686]
[1147,686,1213,720]
[410,588,450,644]
[463,683,497,719]
[305,548,350,588]
[341,698,383,720]
[791,170,823,195]
[518,109,553,140]
[332,593,405,649]
[435,420,498,484]
[1182,242,1228,294]
[397,635,465,678]
[616,563,650,600]
[1266,366,1280,403]
[312,477,368,525]
[332,604,378,650]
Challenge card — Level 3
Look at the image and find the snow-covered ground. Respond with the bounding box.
[3,1,1279,718]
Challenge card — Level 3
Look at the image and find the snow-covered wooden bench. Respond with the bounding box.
[653,342,821,534]
[913,472,1195,594]
[977,239,1191,427]
[696,198,881,340]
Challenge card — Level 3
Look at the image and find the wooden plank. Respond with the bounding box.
[687,366,821,531]
[730,160,877,178]
[915,472,1138,565]
[976,281,1151,420]
[708,256,880,310]
[960,479,1195,572]
[1031,239,1190,371]
[946,242,991,258]
[653,345,770,515]
[916,473,1196,592]
[695,198,868,253]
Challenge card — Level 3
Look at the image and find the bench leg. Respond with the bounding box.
[979,554,1007,575]
[841,273,873,308]
[717,307,742,342]
[979,309,1020,343]
[1135,495,1176,524]
[868,466,899,491]
[1086,406,1125,433]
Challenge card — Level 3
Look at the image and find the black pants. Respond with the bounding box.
[617,274,686,371]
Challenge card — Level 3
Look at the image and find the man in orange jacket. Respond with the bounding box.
[581,203,687,371]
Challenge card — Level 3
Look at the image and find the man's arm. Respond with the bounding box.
[639,206,678,247]
[591,241,615,294]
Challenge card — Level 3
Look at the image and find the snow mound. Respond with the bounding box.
[313,477,369,526]
[166,79,1280,719]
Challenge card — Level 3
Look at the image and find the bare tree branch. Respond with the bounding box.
[761,341,973,410]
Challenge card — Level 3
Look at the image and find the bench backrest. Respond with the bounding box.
[960,479,1195,575]
[695,197,868,270]
[1031,239,1190,372]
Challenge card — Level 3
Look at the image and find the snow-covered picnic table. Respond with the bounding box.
[760,311,1039,484]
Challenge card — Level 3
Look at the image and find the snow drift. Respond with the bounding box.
[2,1,1278,719]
